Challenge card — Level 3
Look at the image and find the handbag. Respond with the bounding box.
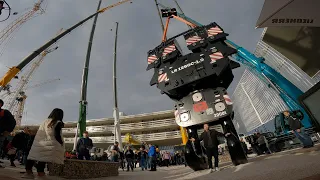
[7,148,16,155]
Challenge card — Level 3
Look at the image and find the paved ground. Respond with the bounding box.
[0,145,320,180]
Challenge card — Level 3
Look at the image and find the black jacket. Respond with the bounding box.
[198,129,224,149]
[76,137,93,154]
[137,150,147,160]
[0,109,16,135]
[11,132,29,150]
[124,149,134,159]
[287,115,302,131]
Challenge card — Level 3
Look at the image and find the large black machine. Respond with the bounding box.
[146,8,248,170]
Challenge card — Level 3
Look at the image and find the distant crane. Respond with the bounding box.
[0,0,47,56]
[1,44,58,126]
[12,78,60,128]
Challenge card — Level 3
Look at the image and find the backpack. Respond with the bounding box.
[0,109,16,134]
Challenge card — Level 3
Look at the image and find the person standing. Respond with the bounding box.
[110,141,120,162]
[0,99,16,137]
[22,108,65,179]
[162,151,170,167]
[124,146,134,172]
[0,99,16,169]
[148,144,157,171]
[191,123,230,172]
[11,127,30,165]
[137,146,147,171]
[76,131,93,160]
[284,111,314,148]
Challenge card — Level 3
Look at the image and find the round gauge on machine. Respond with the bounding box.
[215,102,226,112]
[180,112,189,122]
[192,92,202,102]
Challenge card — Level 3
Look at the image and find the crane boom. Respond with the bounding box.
[6,46,58,112]
[0,0,46,56]
[0,0,132,89]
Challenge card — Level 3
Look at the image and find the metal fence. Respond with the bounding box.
[62,118,178,134]
[232,69,288,134]
[64,130,182,144]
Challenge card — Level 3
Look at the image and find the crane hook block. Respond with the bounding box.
[0,67,20,87]
[161,8,177,17]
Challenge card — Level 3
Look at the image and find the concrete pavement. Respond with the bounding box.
[0,145,319,180]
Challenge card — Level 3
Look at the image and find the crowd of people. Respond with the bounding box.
[108,141,186,172]
[0,96,316,178]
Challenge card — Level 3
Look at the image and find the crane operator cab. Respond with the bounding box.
[146,20,247,170]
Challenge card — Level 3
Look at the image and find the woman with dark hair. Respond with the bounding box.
[21,108,65,179]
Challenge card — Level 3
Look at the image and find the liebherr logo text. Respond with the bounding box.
[170,58,204,74]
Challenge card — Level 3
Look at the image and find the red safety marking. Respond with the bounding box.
[210,52,224,63]
[162,45,176,57]
[186,36,203,45]
[207,26,223,36]
[193,101,208,112]
[148,55,157,64]
[223,95,233,105]
[158,73,169,83]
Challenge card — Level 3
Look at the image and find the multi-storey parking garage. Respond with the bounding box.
[20,110,225,150]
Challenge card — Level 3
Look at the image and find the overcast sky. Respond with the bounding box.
[0,0,264,125]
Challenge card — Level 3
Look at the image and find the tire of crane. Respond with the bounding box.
[184,141,208,171]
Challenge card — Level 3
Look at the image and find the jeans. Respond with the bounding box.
[78,152,91,160]
[140,158,146,170]
[206,147,219,169]
[293,129,313,147]
[146,156,151,169]
[111,155,118,162]
[126,158,134,171]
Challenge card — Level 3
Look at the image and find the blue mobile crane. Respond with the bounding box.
[147,3,318,170]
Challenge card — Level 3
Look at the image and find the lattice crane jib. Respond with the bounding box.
[0,0,46,56]
[3,45,58,128]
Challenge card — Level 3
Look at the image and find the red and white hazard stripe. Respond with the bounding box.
[158,73,169,83]
[174,110,180,121]
[162,45,176,57]
[223,95,233,105]
[186,36,203,46]
[207,26,223,36]
[209,52,223,63]
[147,55,157,64]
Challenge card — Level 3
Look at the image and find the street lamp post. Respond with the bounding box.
[113,22,123,151]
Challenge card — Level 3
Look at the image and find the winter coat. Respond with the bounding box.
[0,109,16,135]
[125,149,134,159]
[76,137,93,154]
[148,146,156,157]
[288,116,302,131]
[28,119,65,164]
[199,129,224,149]
[11,132,29,150]
[137,150,147,160]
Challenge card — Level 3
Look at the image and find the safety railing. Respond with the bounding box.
[64,130,181,143]
[255,41,317,92]
[62,118,178,134]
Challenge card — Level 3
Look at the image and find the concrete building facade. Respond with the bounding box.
[20,110,225,150]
